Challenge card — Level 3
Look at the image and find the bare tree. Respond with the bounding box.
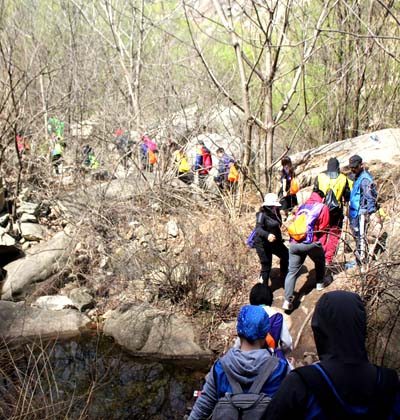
[183,0,333,190]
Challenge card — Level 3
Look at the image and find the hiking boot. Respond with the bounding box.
[282,298,293,311]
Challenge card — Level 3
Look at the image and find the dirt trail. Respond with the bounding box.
[267,256,351,363]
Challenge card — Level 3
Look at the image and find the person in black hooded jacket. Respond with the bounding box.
[314,157,352,266]
[253,193,289,286]
[265,290,400,420]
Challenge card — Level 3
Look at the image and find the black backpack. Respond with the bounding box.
[325,188,340,214]
[295,364,398,420]
[212,357,279,420]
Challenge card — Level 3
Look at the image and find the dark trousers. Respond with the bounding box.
[254,240,289,285]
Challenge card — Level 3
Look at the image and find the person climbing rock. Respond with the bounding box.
[253,193,289,287]
[348,155,377,269]
[277,156,298,221]
[283,190,330,311]
[314,157,352,266]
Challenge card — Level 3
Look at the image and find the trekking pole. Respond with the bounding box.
[359,213,367,274]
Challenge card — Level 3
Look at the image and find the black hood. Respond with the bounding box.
[326,158,340,178]
[311,291,368,364]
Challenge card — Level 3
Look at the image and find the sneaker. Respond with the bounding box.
[282,299,293,311]
[316,274,333,291]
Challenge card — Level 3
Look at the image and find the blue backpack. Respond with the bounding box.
[295,363,399,420]
[246,229,256,248]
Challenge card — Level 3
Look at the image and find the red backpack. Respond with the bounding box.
[202,148,212,173]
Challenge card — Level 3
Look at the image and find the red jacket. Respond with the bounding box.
[304,192,330,244]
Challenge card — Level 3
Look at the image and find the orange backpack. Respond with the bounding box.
[290,177,300,194]
[149,149,158,164]
[227,164,239,182]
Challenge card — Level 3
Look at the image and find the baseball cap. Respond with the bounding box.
[237,305,270,341]
[349,155,363,168]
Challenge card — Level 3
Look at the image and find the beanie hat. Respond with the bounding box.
[237,305,270,341]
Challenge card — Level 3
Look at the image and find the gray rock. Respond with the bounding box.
[103,304,210,358]
[20,222,45,241]
[0,213,9,227]
[166,219,179,237]
[0,300,91,341]
[68,288,95,312]
[0,229,16,246]
[21,241,31,251]
[17,202,39,217]
[2,230,74,300]
[32,295,77,310]
[20,213,37,223]
[0,178,4,213]
[291,128,400,192]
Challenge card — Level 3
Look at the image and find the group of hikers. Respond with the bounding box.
[252,154,378,311]
[44,120,243,193]
[188,290,400,419]
[170,139,240,191]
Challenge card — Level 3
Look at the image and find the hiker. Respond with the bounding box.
[172,145,193,185]
[314,157,352,266]
[348,155,377,268]
[48,117,64,139]
[49,136,65,175]
[283,190,330,311]
[16,130,30,156]
[193,139,212,189]
[266,291,400,419]
[253,193,289,287]
[249,283,293,359]
[277,156,298,221]
[140,133,158,172]
[214,147,238,191]
[188,305,289,420]
[82,145,99,169]
[115,129,131,168]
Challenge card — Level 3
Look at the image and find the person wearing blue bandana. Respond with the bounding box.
[188,305,289,420]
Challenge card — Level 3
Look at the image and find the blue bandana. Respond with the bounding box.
[237,305,270,341]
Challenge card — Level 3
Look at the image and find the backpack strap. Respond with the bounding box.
[220,356,280,395]
[248,356,280,394]
[295,363,398,419]
[220,358,243,394]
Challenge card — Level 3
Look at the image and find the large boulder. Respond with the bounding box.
[291,128,400,187]
[0,300,91,341]
[103,304,211,359]
[1,230,74,300]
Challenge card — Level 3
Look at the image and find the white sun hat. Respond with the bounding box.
[262,193,281,207]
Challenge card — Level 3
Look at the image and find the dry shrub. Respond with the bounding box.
[351,208,400,372]
[0,340,89,419]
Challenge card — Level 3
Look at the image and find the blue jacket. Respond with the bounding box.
[349,170,377,218]
[216,153,234,181]
[188,348,288,420]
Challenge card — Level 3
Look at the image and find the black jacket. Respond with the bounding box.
[254,206,283,244]
[266,291,400,420]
